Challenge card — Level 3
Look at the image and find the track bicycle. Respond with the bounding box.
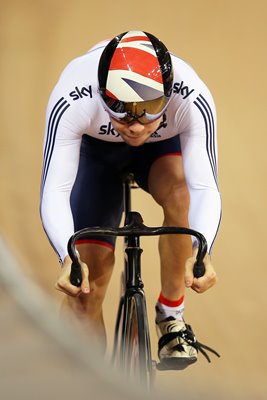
[67,174,209,389]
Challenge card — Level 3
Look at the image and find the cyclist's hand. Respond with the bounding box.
[185,248,217,293]
[55,255,90,297]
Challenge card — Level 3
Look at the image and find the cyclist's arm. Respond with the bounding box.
[40,96,85,263]
[179,95,221,293]
[179,95,221,254]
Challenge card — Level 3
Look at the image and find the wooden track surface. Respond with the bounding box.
[1,1,266,398]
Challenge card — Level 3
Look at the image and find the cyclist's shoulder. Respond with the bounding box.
[171,53,202,80]
[168,54,216,118]
[46,40,108,116]
[56,39,108,86]
[171,53,214,96]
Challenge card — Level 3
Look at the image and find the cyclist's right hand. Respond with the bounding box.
[55,255,90,297]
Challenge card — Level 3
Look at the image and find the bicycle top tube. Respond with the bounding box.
[67,211,208,267]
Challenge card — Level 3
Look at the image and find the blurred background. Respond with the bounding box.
[1,0,267,398]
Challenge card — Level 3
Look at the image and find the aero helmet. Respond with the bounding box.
[98,30,173,124]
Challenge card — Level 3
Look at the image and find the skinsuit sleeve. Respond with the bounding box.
[179,92,221,253]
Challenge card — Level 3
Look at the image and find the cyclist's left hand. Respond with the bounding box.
[184,248,217,293]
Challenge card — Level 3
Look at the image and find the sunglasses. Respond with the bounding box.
[99,92,171,125]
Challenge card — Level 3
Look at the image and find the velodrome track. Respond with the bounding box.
[1,1,266,398]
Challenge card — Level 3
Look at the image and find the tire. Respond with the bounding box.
[122,291,153,389]
[112,272,125,368]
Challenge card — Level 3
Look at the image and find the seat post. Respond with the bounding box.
[122,173,135,224]
[123,179,131,220]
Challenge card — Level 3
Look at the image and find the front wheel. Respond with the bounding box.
[123,291,154,389]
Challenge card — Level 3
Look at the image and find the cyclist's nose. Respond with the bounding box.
[129,121,145,133]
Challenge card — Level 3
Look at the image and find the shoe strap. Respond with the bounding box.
[194,340,221,362]
[158,324,220,363]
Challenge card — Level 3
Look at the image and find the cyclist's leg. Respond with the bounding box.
[133,137,198,368]
[63,136,132,351]
[61,243,115,352]
[133,137,212,368]
[132,136,191,301]
[148,154,192,301]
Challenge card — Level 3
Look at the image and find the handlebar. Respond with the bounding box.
[68,213,208,286]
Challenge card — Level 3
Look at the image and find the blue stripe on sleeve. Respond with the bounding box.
[41,97,70,193]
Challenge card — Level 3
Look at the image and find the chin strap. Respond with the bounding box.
[156,113,167,130]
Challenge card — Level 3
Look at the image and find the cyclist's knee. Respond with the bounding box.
[77,243,115,270]
[157,183,190,217]
[74,243,115,306]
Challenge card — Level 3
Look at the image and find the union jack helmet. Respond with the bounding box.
[98,31,173,124]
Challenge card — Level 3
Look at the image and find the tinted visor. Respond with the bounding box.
[99,93,170,124]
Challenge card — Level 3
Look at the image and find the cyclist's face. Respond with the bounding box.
[110,117,162,147]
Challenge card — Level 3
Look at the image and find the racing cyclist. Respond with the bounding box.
[40,30,221,369]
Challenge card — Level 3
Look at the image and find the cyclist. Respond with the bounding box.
[40,31,221,369]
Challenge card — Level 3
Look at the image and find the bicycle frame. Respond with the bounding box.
[67,175,208,387]
[114,175,153,386]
